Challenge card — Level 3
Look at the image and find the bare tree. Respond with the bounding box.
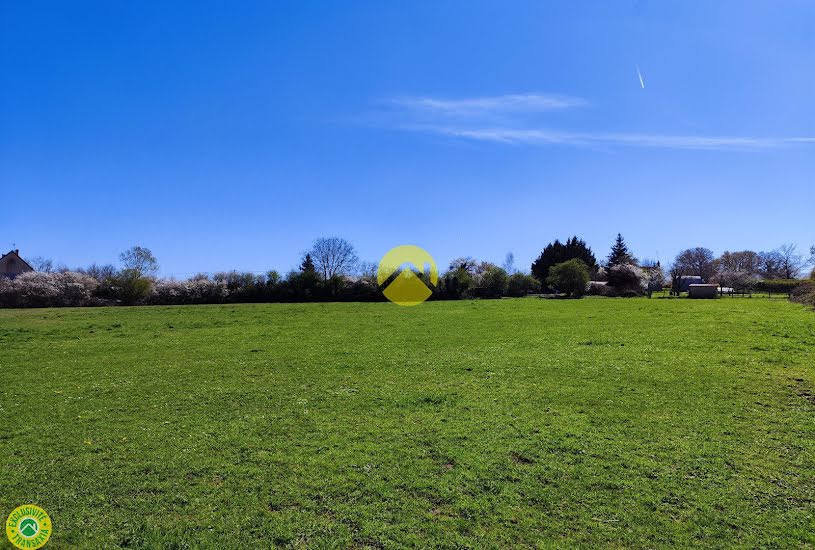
[777,243,804,279]
[357,261,378,285]
[28,256,54,273]
[502,252,516,275]
[668,263,684,295]
[716,250,761,276]
[309,237,358,280]
[80,263,118,282]
[758,250,784,279]
[119,246,159,277]
[449,257,478,274]
[672,247,716,282]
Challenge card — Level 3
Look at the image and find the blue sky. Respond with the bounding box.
[2,1,813,276]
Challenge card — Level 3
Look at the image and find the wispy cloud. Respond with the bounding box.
[378,93,815,151]
[431,127,815,150]
[388,93,587,116]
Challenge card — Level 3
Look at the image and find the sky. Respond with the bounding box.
[1,1,814,277]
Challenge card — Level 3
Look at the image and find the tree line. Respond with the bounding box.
[2,237,814,308]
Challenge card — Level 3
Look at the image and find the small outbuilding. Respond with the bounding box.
[0,249,34,279]
[688,284,718,299]
[679,275,703,292]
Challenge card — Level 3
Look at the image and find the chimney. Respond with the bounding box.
[15,249,19,255]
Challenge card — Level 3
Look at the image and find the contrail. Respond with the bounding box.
[636,65,645,89]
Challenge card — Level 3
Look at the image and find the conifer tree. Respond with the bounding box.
[531,236,598,285]
[300,253,316,273]
[607,233,635,267]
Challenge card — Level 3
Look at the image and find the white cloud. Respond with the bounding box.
[388,93,587,116]
[382,93,815,151]
[429,126,815,150]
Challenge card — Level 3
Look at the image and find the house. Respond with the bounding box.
[0,249,34,279]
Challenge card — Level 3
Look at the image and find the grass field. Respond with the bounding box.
[2,298,815,548]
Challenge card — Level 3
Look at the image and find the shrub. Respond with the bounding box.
[754,279,802,295]
[57,272,100,306]
[475,266,509,298]
[606,263,647,295]
[646,265,666,292]
[532,237,598,288]
[150,278,229,305]
[715,270,757,293]
[213,271,261,291]
[339,279,383,302]
[587,281,642,298]
[791,281,815,308]
[546,259,589,297]
[587,281,611,296]
[266,270,282,285]
[0,271,98,308]
[284,270,323,301]
[113,269,153,305]
[0,272,57,307]
[149,280,185,305]
[507,273,540,297]
[438,268,473,299]
[0,278,13,307]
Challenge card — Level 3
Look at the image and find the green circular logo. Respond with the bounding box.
[19,518,39,537]
[6,505,52,549]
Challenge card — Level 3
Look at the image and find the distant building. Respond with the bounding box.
[688,284,718,299]
[0,249,34,279]
[679,275,703,292]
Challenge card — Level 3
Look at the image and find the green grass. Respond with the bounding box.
[1,298,815,548]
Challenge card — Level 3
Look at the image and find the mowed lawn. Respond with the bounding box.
[1,298,815,548]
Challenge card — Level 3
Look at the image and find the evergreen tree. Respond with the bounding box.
[607,233,635,267]
[531,236,598,286]
[300,253,316,273]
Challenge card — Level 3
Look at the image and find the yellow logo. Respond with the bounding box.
[6,505,52,549]
[377,245,438,306]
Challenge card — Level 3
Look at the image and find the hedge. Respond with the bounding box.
[754,279,803,295]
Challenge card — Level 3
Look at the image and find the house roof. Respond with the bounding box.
[1,249,35,272]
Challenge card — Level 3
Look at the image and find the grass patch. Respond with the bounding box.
[1,298,815,547]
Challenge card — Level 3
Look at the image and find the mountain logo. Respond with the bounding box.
[377,245,438,306]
